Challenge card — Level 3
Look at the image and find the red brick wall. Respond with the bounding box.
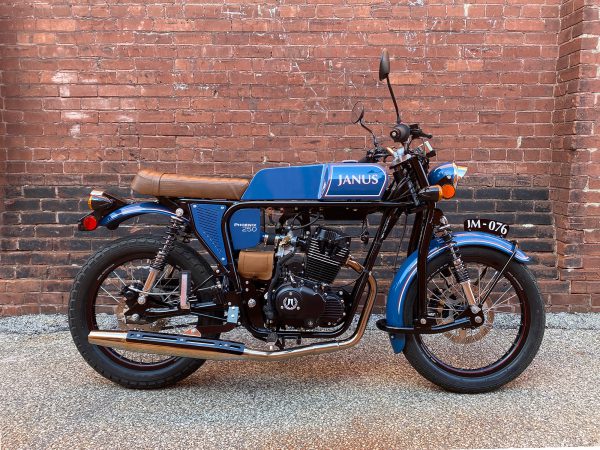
[551,0,600,311]
[0,0,598,315]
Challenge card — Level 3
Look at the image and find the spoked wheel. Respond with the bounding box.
[69,235,221,389]
[403,247,545,393]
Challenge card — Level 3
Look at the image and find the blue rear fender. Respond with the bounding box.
[385,231,530,353]
[98,202,184,229]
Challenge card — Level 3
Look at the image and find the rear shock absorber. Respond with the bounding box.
[137,208,187,306]
[436,215,480,312]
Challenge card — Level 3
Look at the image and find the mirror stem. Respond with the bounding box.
[386,76,401,124]
[359,120,379,147]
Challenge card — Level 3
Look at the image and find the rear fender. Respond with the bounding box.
[98,202,185,230]
[385,231,530,353]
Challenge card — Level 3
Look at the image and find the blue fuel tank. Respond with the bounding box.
[242,163,388,201]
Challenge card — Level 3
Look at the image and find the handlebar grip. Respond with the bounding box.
[423,132,433,139]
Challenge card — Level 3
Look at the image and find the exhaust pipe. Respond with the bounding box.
[88,259,377,362]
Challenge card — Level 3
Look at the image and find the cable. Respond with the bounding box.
[392,212,408,273]
[288,213,322,231]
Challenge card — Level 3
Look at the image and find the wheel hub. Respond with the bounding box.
[117,282,166,332]
[434,297,494,344]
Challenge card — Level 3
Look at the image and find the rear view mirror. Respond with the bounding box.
[379,49,390,81]
[351,101,365,124]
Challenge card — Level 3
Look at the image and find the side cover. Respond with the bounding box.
[189,204,261,264]
[385,231,530,353]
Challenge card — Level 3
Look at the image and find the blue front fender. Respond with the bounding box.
[385,231,530,353]
[98,202,185,229]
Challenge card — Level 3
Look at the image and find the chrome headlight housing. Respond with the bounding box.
[427,162,467,199]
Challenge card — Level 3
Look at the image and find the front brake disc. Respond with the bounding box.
[435,297,495,344]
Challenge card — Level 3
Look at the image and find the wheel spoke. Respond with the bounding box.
[111,270,127,287]
[99,286,121,303]
[151,265,171,291]
[480,269,499,296]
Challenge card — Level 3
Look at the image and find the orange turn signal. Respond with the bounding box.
[441,184,456,199]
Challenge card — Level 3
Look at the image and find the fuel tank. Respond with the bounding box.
[242,163,388,201]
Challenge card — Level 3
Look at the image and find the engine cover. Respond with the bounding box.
[274,281,348,329]
[275,283,326,329]
[319,291,346,327]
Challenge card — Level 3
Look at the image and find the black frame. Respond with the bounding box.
[171,157,438,340]
[170,198,416,340]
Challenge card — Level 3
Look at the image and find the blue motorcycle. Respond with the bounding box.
[69,50,545,393]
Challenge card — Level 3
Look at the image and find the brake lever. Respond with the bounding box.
[409,123,433,140]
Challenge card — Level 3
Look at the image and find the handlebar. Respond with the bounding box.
[358,120,433,163]
[360,132,435,163]
[416,130,433,139]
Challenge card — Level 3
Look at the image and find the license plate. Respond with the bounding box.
[464,218,509,237]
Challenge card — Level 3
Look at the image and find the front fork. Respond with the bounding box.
[414,206,481,326]
[436,214,482,314]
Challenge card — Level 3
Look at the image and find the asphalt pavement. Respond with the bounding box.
[0,313,598,449]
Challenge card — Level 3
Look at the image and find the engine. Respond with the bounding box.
[304,227,351,284]
[273,226,352,329]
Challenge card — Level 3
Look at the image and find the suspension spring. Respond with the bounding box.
[151,210,186,272]
[450,252,470,283]
[437,218,470,284]
[436,215,479,308]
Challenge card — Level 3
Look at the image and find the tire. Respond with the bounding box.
[69,235,218,389]
[403,246,545,393]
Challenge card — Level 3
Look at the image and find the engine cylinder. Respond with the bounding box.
[303,227,351,284]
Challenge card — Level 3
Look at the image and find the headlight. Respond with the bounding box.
[427,163,467,199]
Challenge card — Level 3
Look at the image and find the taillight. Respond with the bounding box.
[88,190,114,211]
[82,215,98,231]
[80,190,127,231]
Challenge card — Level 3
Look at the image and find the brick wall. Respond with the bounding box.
[550,0,600,311]
[0,0,598,315]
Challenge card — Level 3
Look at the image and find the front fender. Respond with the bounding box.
[385,231,530,353]
[98,202,186,229]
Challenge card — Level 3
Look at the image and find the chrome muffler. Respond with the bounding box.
[88,259,377,362]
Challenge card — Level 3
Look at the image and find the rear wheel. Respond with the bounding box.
[403,246,545,393]
[69,235,220,389]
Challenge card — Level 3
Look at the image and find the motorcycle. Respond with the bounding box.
[69,50,545,393]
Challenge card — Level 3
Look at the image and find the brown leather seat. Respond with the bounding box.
[131,169,249,200]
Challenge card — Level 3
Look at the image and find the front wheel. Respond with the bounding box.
[403,246,545,393]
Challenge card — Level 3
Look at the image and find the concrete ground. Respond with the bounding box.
[0,313,598,449]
